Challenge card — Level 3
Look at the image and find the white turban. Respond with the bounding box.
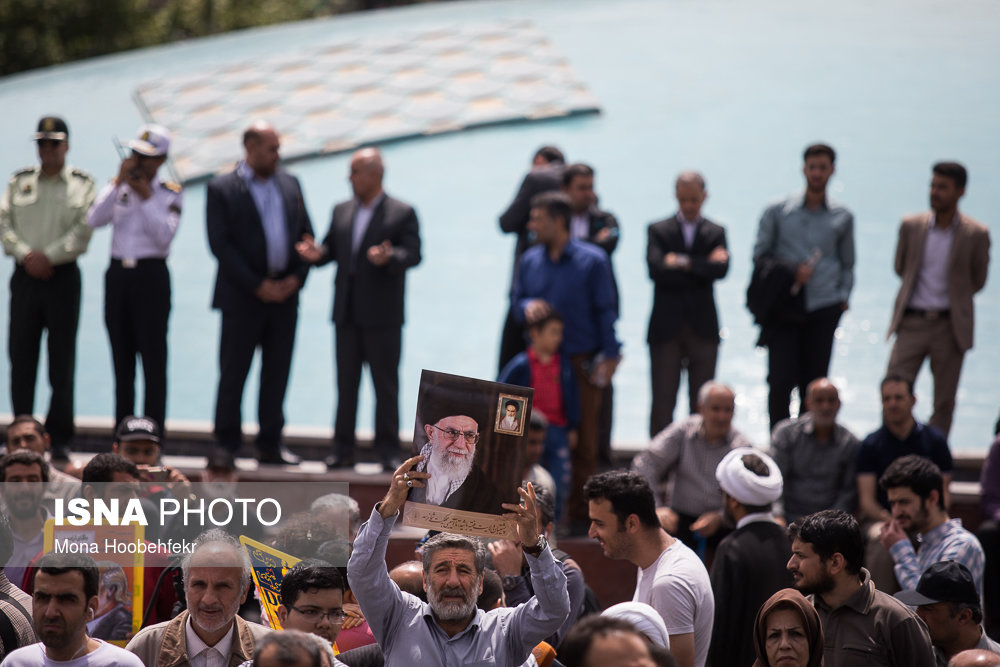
[715,447,783,506]
[602,601,670,649]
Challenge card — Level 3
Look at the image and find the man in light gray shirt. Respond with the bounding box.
[632,381,751,550]
[752,143,854,430]
[347,456,569,667]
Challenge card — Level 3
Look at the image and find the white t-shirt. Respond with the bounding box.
[633,540,715,667]
[2,640,145,667]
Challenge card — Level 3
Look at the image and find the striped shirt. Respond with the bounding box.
[889,518,985,599]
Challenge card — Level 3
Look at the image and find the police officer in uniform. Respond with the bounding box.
[0,116,95,461]
[88,124,181,431]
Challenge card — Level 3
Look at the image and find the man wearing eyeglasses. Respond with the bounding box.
[409,404,507,516]
[0,116,95,462]
[276,560,346,648]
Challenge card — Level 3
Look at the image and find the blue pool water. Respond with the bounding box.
[1,0,998,452]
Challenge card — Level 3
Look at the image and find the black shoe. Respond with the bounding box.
[50,444,70,463]
[325,453,356,470]
[258,446,301,465]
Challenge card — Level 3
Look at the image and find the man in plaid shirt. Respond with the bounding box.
[879,454,985,597]
[0,513,36,660]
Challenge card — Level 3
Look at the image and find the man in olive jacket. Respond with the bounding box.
[126,530,271,666]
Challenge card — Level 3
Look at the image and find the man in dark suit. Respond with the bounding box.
[886,161,990,437]
[297,148,421,470]
[206,121,313,464]
[497,145,565,373]
[646,171,729,438]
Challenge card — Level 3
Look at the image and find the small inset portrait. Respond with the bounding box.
[91,562,133,641]
[495,394,526,436]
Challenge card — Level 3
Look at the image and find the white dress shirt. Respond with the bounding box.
[185,616,235,667]
[87,176,181,260]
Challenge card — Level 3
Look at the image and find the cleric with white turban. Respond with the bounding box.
[715,447,783,507]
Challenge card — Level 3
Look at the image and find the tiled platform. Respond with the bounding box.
[135,20,600,183]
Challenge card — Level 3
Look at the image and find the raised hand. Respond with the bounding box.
[379,455,428,519]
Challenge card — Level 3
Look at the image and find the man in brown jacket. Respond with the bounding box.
[887,161,990,437]
[126,529,271,666]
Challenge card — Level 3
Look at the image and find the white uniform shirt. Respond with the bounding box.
[87,176,181,260]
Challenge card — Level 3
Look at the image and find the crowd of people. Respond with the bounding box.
[0,113,998,666]
[1,406,1000,666]
[2,114,992,477]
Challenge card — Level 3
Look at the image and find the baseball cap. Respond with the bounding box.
[128,124,171,157]
[894,560,979,606]
[115,415,162,444]
[33,116,68,141]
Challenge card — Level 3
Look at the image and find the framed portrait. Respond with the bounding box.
[495,394,527,436]
[403,370,533,538]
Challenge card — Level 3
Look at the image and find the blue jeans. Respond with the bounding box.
[542,424,571,522]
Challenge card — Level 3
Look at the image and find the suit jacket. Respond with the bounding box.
[581,207,620,256]
[126,609,271,667]
[91,603,132,641]
[206,167,313,311]
[888,212,990,351]
[646,215,729,343]
[499,163,564,262]
[319,194,421,329]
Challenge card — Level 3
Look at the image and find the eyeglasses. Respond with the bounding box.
[36,140,63,148]
[430,424,479,444]
[289,606,347,623]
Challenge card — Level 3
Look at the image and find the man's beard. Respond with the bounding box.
[428,583,478,622]
[4,491,42,519]
[191,597,240,634]
[795,570,836,597]
[38,618,73,648]
[905,506,930,535]
[432,448,474,482]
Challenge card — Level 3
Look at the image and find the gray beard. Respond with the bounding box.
[432,449,474,482]
[428,585,477,622]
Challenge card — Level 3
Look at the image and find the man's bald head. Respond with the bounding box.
[675,171,706,190]
[697,381,736,440]
[389,560,426,601]
[349,147,385,204]
[352,147,383,171]
[243,121,280,178]
[949,650,1000,667]
[804,377,841,429]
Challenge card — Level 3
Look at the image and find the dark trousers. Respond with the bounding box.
[497,309,526,375]
[213,301,298,454]
[8,263,80,448]
[980,520,1000,639]
[568,354,604,523]
[333,323,402,461]
[598,382,614,468]
[674,510,729,564]
[649,325,719,438]
[766,303,842,429]
[105,259,170,429]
